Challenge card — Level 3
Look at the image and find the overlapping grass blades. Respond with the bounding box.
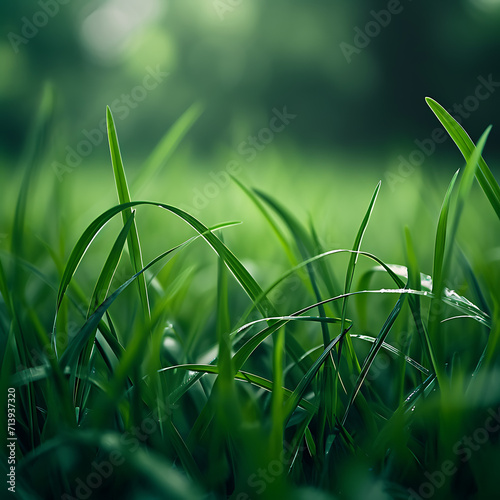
[426,97,500,220]
[107,107,151,324]
[428,126,491,386]
[3,95,499,498]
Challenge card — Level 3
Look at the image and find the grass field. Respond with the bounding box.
[1,91,500,499]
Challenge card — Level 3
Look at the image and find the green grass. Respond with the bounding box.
[1,94,500,500]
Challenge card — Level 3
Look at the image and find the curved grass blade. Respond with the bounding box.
[247,185,342,444]
[449,126,492,245]
[363,264,490,327]
[56,209,238,313]
[159,364,317,414]
[239,248,404,331]
[59,237,207,369]
[166,315,346,405]
[74,211,136,410]
[59,220,241,374]
[165,283,488,413]
[426,97,500,219]
[87,211,135,317]
[428,126,491,378]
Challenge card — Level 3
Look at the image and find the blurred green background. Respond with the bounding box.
[1,0,500,270]
[2,0,500,153]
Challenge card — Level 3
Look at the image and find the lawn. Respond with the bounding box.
[1,91,500,500]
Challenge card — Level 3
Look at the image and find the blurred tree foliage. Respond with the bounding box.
[1,0,500,160]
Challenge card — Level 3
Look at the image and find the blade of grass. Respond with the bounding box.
[9,83,53,451]
[133,102,204,195]
[74,211,136,410]
[428,126,491,382]
[431,170,459,296]
[449,126,492,245]
[246,186,343,446]
[349,333,430,375]
[404,227,437,375]
[270,325,285,456]
[426,169,459,380]
[55,210,238,313]
[341,292,406,427]
[360,263,490,326]
[283,327,349,427]
[340,181,381,369]
[12,83,53,260]
[160,364,317,414]
[59,231,223,370]
[213,241,241,436]
[106,106,150,324]
[426,97,500,220]
[231,176,297,265]
[216,238,233,392]
[87,211,135,317]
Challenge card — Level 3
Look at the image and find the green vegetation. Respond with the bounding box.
[1,91,500,500]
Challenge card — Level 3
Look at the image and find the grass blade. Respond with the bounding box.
[133,102,204,194]
[106,106,150,323]
[283,328,349,426]
[428,126,491,382]
[341,292,406,427]
[88,211,135,316]
[449,126,492,245]
[340,181,381,355]
[426,97,500,219]
[232,177,298,264]
[59,235,211,369]
[431,170,459,295]
[404,227,437,374]
[160,364,317,414]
